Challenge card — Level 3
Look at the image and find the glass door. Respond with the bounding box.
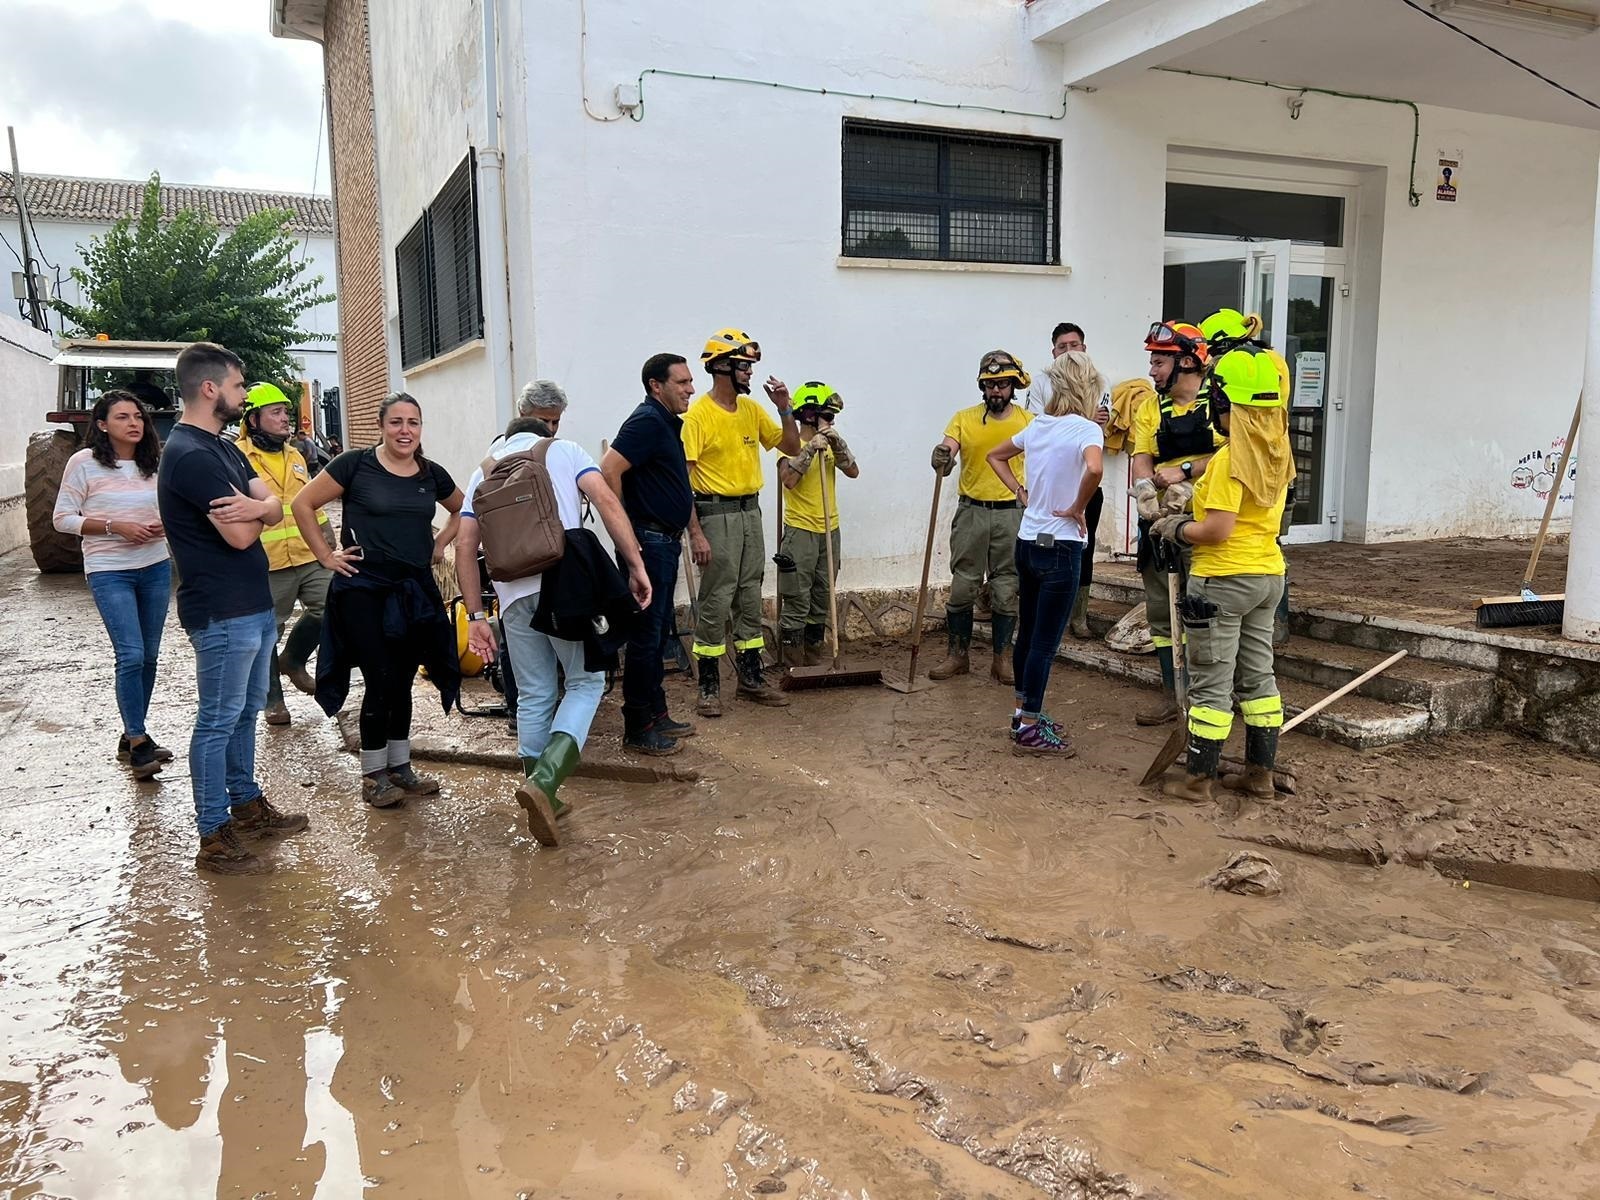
[1281,269,1342,543]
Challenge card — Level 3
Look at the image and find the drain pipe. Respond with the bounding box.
[477,0,515,430]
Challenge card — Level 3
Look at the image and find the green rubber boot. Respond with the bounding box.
[516,734,580,847]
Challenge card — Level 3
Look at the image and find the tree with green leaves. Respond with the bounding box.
[52,172,334,390]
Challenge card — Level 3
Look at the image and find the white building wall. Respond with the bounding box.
[22,219,342,403]
[364,0,1600,589]
[0,315,57,553]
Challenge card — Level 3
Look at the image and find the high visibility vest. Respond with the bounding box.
[236,435,329,571]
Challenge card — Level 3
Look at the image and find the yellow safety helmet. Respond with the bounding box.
[701,327,762,370]
[244,381,294,411]
[792,380,843,417]
[451,598,487,676]
[1211,348,1287,408]
[977,349,1030,390]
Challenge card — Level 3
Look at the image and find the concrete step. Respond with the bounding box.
[1082,600,1499,731]
[1053,631,1431,750]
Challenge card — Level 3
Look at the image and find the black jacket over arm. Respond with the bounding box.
[532,527,640,673]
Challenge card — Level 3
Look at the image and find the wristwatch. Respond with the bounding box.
[1181,461,1194,480]
[467,611,489,622]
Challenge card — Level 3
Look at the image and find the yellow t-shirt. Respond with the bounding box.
[782,447,839,533]
[1131,391,1226,471]
[1190,443,1286,578]
[944,404,1032,502]
[681,393,783,496]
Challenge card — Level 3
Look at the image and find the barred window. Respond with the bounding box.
[841,120,1058,266]
[395,151,484,368]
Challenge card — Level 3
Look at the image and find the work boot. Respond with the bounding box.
[696,656,723,718]
[929,609,973,681]
[1221,726,1279,800]
[118,734,173,763]
[265,699,291,726]
[1068,589,1091,639]
[516,734,580,847]
[779,634,806,671]
[195,822,272,876]
[655,713,696,739]
[362,773,406,809]
[804,623,827,666]
[1135,645,1181,726]
[624,711,680,757]
[388,763,441,795]
[734,648,789,706]
[990,613,1016,686]
[127,737,163,780]
[230,795,310,839]
[1163,732,1222,803]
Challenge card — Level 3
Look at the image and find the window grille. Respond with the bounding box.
[841,120,1058,266]
[395,151,484,368]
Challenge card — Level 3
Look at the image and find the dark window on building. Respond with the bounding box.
[1166,183,1344,246]
[841,120,1059,266]
[395,151,484,368]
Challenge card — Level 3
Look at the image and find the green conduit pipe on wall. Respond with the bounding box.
[1154,67,1424,208]
[630,68,1071,123]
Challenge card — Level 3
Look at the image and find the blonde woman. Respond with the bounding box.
[985,351,1105,755]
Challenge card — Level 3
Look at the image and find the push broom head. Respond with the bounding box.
[1474,588,1565,629]
[780,663,884,691]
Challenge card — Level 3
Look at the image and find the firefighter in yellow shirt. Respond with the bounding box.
[928,350,1033,684]
[236,383,334,726]
[1128,320,1223,725]
[775,382,859,667]
[681,328,802,717]
[1149,346,1295,802]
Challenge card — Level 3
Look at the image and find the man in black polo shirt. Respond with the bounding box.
[600,353,698,754]
[157,342,310,876]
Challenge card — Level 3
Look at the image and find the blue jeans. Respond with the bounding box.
[86,560,171,739]
[620,528,681,730]
[502,593,606,760]
[1011,539,1083,718]
[186,609,276,835]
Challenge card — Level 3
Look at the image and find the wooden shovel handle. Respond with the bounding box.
[1282,650,1407,734]
[1523,394,1581,591]
[906,470,943,679]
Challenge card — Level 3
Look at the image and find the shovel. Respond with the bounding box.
[1140,570,1191,785]
[883,468,942,693]
[782,452,882,691]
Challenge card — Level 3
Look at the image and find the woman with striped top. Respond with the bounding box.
[53,391,174,779]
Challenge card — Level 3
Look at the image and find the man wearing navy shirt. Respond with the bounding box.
[600,353,698,755]
[157,342,309,875]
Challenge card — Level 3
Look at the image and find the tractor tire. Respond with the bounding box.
[26,429,84,574]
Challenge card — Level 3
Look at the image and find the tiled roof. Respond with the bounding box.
[0,171,333,235]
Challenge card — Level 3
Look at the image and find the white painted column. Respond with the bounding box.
[1562,161,1600,643]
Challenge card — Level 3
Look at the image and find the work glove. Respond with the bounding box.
[1132,477,1161,522]
[826,430,856,472]
[931,445,955,476]
[1160,481,1194,515]
[1150,514,1192,545]
[787,446,819,477]
[808,432,830,451]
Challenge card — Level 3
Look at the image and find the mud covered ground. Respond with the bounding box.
[5,553,1600,1199]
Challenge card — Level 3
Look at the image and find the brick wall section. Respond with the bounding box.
[323,0,386,449]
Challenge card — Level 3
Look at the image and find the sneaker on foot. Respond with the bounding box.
[196,822,272,875]
[127,737,163,780]
[1010,713,1066,740]
[1012,720,1077,757]
[265,699,292,726]
[362,774,406,808]
[623,727,681,757]
[655,715,696,739]
[387,763,440,795]
[230,795,310,839]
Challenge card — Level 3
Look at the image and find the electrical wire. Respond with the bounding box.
[1155,68,1424,206]
[631,68,1070,123]
[580,0,627,121]
[0,326,52,360]
[1397,0,1599,112]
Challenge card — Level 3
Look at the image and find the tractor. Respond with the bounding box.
[24,339,186,573]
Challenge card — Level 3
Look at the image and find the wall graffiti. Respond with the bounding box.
[1509,436,1578,503]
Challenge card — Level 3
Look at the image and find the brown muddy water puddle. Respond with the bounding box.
[5,577,1600,1197]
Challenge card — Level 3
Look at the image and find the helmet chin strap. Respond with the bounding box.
[246,411,289,452]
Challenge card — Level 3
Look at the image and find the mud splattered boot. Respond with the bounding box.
[929,608,973,681]
[1135,645,1181,726]
[516,735,579,847]
[735,648,790,707]
[1221,726,1279,800]
[195,822,272,876]
[696,656,722,718]
[1163,732,1221,803]
[1068,589,1091,639]
[989,613,1016,686]
[803,623,827,667]
[229,795,310,839]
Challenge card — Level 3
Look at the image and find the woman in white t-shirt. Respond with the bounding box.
[52,390,173,779]
[985,351,1105,755]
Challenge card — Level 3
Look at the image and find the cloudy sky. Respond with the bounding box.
[2,0,329,194]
